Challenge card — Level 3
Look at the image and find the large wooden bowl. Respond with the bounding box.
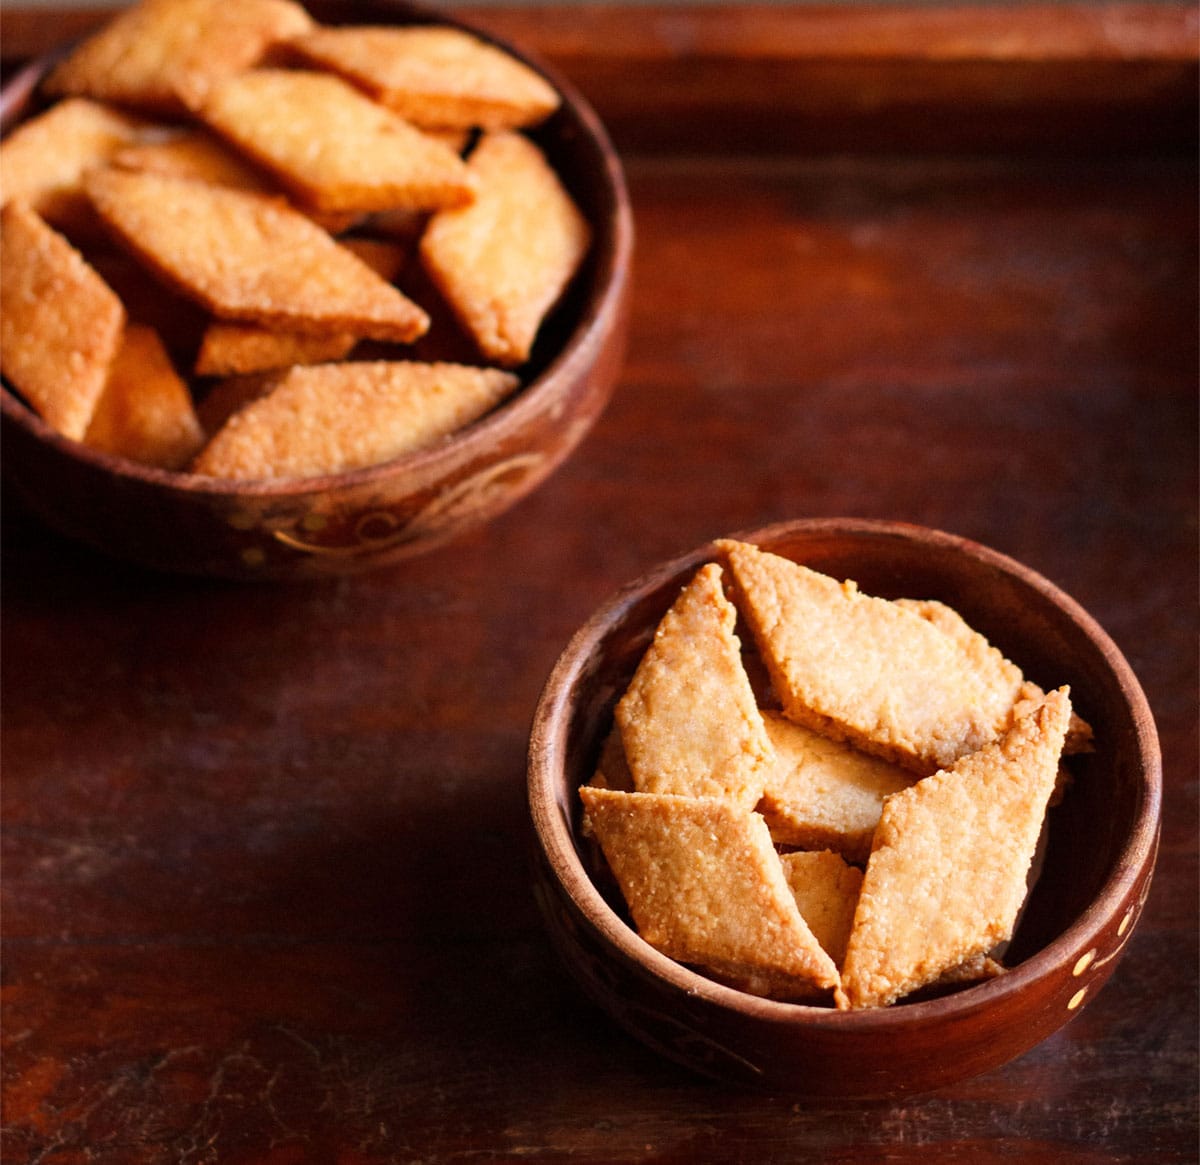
[527,518,1161,1096]
[0,0,632,579]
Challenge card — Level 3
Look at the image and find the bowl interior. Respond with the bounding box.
[537,518,1160,1007]
[0,0,631,499]
[0,0,633,575]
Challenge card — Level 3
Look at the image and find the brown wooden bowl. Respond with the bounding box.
[0,0,632,579]
[527,518,1161,1096]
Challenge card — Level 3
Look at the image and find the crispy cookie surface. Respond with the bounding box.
[420,131,590,366]
[112,128,361,234]
[837,688,1072,1009]
[616,563,775,809]
[113,128,275,193]
[580,787,840,991]
[291,25,560,130]
[83,323,204,469]
[84,168,429,342]
[198,70,477,214]
[44,0,313,115]
[194,325,357,379]
[759,712,914,861]
[718,540,1027,775]
[779,849,863,971]
[193,237,408,376]
[0,202,125,440]
[191,360,518,480]
[0,98,147,234]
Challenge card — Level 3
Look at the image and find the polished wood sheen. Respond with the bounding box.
[2,2,1196,1161]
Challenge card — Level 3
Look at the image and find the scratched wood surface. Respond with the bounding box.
[2,5,1197,1163]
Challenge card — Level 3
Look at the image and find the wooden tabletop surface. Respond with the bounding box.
[2,5,1197,1162]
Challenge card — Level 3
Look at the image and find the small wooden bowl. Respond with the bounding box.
[0,0,632,579]
[528,518,1161,1096]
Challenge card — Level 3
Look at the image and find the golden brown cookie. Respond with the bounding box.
[193,237,408,376]
[84,168,429,342]
[197,69,477,214]
[419,131,590,367]
[191,360,519,480]
[0,202,125,440]
[111,127,361,234]
[718,539,1027,776]
[44,0,313,115]
[837,689,1072,1009]
[779,849,864,971]
[758,712,913,861]
[0,98,147,235]
[83,324,204,469]
[580,787,840,994]
[616,563,774,809]
[290,25,560,130]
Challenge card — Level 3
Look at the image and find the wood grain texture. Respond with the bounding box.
[471,3,1200,152]
[2,4,1197,1161]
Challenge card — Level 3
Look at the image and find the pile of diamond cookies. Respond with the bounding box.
[581,539,1091,1009]
[1,0,590,479]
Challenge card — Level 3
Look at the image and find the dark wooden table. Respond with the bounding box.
[3,5,1197,1162]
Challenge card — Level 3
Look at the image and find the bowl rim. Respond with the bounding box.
[0,0,634,498]
[528,516,1163,1028]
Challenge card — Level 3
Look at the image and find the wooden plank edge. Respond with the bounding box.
[3,4,1197,63]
